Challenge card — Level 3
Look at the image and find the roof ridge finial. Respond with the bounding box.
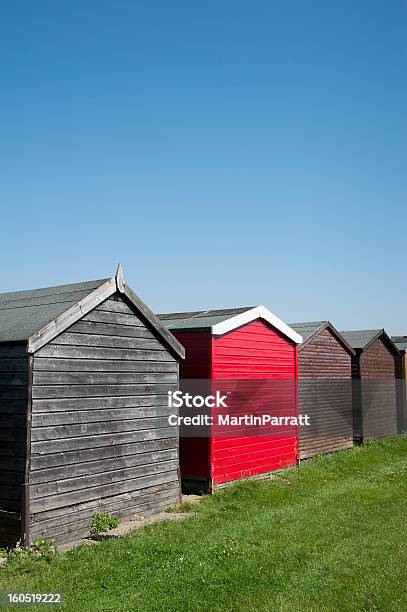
[115,263,125,292]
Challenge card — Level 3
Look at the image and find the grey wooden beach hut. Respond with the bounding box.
[0,265,184,546]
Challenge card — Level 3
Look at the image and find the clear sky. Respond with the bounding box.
[1,1,406,333]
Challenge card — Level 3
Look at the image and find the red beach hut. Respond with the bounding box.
[158,307,302,492]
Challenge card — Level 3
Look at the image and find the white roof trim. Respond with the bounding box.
[211,306,303,344]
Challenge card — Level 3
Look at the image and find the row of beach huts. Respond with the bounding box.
[0,266,405,546]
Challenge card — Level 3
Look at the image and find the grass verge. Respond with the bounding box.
[1,436,406,611]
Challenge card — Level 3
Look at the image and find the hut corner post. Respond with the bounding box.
[22,352,33,546]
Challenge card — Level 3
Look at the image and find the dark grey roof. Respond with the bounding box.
[392,336,407,352]
[289,321,355,355]
[341,329,382,350]
[157,307,254,331]
[289,321,326,343]
[0,278,109,343]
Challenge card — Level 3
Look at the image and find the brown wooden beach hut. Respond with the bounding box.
[289,321,355,459]
[341,329,399,443]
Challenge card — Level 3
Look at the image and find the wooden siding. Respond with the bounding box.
[173,331,212,492]
[0,343,28,546]
[298,327,353,459]
[212,321,296,379]
[29,293,180,544]
[358,337,397,441]
[211,320,298,487]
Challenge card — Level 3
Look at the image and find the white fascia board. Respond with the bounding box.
[211,306,303,344]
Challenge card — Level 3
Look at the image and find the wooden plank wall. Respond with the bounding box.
[360,337,397,441]
[298,328,353,459]
[211,321,298,486]
[29,294,180,544]
[0,344,28,546]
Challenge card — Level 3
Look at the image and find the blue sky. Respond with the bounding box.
[1,1,406,333]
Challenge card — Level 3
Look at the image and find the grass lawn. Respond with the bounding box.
[1,436,406,612]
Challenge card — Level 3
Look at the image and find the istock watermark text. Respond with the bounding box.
[168,390,229,408]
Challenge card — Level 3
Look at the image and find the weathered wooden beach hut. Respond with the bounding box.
[341,329,399,443]
[0,266,184,546]
[289,321,355,459]
[157,306,302,493]
[392,336,407,433]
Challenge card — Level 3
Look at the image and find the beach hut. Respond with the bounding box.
[157,307,302,493]
[289,321,355,459]
[341,329,399,443]
[0,266,184,546]
[392,336,407,433]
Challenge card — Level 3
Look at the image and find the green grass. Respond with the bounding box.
[1,436,406,612]
[165,501,199,513]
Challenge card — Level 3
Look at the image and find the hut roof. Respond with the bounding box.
[392,336,407,352]
[0,278,108,343]
[289,321,355,354]
[289,321,325,343]
[0,265,185,358]
[341,329,399,355]
[157,306,303,344]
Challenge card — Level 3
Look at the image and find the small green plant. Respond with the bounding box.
[3,538,56,566]
[90,512,119,534]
